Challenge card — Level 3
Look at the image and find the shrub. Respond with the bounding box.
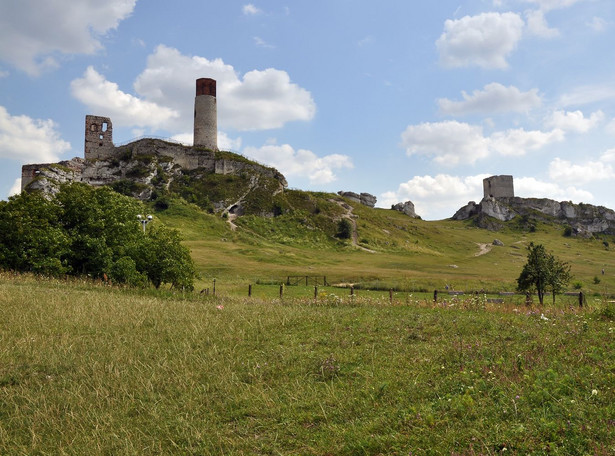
[336,219,352,239]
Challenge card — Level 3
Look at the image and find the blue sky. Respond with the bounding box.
[1,0,615,220]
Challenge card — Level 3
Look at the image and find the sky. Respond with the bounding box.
[1,0,615,220]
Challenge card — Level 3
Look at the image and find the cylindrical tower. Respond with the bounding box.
[193,78,218,150]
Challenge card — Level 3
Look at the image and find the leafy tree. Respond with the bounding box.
[0,192,69,275]
[336,219,352,240]
[517,242,571,305]
[0,183,196,289]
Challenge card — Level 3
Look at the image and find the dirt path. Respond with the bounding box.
[331,199,376,253]
[474,243,493,257]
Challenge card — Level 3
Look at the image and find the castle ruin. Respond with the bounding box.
[483,175,514,199]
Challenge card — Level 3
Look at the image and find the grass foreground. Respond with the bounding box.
[1,274,615,455]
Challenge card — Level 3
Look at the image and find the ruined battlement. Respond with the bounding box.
[483,175,514,199]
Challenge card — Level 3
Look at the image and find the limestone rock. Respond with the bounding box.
[338,191,377,208]
[492,239,504,246]
[391,201,419,218]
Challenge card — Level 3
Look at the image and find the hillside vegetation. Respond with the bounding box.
[151,191,615,297]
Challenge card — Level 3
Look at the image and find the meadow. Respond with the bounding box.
[1,273,615,455]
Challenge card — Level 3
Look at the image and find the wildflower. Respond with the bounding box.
[216,305,224,310]
[592,389,598,396]
[540,313,549,321]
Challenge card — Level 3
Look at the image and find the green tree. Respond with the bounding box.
[0,192,69,275]
[517,242,571,305]
[336,218,352,240]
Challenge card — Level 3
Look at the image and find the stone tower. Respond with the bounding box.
[193,78,218,150]
[84,115,114,160]
[483,175,514,199]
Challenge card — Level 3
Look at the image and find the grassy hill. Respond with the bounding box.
[150,190,615,297]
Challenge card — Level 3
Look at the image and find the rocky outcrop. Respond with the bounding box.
[453,196,615,236]
[22,139,288,212]
[337,191,377,208]
[392,201,419,218]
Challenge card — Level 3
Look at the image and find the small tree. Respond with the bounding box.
[336,219,352,240]
[517,242,571,305]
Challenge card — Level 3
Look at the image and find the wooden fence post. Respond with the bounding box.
[314,286,318,300]
[433,289,438,303]
[213,279,216,296]
[389,289,393,304]
[248,284,252,297]
[279,284,283,299]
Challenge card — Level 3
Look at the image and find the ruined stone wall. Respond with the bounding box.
[483,175,514,199]
[84,115,114,160]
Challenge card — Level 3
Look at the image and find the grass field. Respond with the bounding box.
[153,197,615,298]
[2,273,615,455]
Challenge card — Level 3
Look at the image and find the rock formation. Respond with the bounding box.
[337,191,377,208]
[391,201,419,218]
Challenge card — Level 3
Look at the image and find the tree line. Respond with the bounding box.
[0,183,196,289]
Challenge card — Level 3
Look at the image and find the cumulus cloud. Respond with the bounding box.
[380,174,489,220]
[71,66,179,129]
[523,0,586,12]
[242,4,262,15]
[515,177,593,202]
[436,12,525,69]
[0,106,71,164]
[0,0,136,75]
[525,10,559,38]
[243,143,353,185]
[400,121,563,165]
[545,110,604,133]
[133,45,315,132]
[9,178,22,197]
[489,127,564,156]
[401,121,490,165]
[549,153,615,184]
[438,83,542,115]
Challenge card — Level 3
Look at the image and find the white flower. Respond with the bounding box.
[592,389,598,396]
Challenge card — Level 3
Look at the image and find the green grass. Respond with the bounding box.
[148,195,615,297]
[1,273,615,455]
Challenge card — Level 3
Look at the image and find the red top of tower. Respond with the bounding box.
[196,78,216,97]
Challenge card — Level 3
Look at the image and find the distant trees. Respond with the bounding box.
[517,242,571,305]
[0,183,196,289]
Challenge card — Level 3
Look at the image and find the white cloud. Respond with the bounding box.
[254,36,275,48]
[559,84,615,106]
[243,143,353,185]
[0,0,136,75]
[401,121,490,165]
[489,127,564,156]
[545,110,604,133]
[549,156,615,184]
[218,132,242,151]
[525,10,559,38]
[515,176,593,202]
[523,0,586,12]
[587,16,607,32]
[438,83,541,115]
[400,121,563,164]
[0,106,71,164]
[9,178,22,197]
[133,45,315,132]
[380,174,489,220]
[436,12,525,69]
[242,4,262,15]
[71,66,179,129]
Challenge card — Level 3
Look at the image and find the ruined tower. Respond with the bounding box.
[193,78,218,150]
[84,115,114,160]
[483,175,514,199]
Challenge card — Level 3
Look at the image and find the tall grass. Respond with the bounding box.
[1,274,615,454]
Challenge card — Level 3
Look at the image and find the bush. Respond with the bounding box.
[336,219,352,239]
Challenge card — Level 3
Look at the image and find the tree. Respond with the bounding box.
[336,218,352,240]
[0,183,196,289]
[517,242,571,305]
